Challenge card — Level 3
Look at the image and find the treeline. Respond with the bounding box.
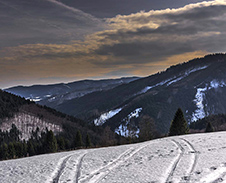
[0,124,93,160]
[189,113,226,132]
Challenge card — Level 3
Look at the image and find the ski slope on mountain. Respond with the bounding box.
[1,132,226,183]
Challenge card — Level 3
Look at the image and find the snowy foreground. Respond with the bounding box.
[1,132,226,183]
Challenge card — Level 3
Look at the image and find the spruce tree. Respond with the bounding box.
[9,124,20,142]
[22,140,28,157]
[14,142,23,158]
[169,108,189,136]
[74,131,82,148]
[45,130,58,153]
[8,142,15,159]
[0,143,9,160]
[205,122,214,132]
[27,140,35,156]
[57,136,65,150]
[85,134,91,148]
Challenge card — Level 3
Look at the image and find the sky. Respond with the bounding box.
[1,0,226,89]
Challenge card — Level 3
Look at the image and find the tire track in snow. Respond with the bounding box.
[79,144,149,183]
[165,139,185,183]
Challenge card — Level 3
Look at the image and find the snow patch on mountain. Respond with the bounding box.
[185,65,208,75]
[127,108,142,119]
[191,87,208,122]
[138,65,208,94]
[209,80,226,89]
[166,76,184,86]
[26,96,42,102]
[167,65,208,86]
[137,78,174,95]
[48,96,56,102]
[191,80,226,122]
[94,108,122,126]
[115,124,140,137]
[44,94,52,98]
[115,108,142,137]
[31,97,42,102]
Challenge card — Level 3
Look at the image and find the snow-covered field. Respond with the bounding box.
[1,132,226,183]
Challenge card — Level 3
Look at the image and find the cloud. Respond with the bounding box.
[0,0,105,48]
[1,0,226,88]
[92,0,226,61]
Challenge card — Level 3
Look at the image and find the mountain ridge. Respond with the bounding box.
[6,77,139,107]
[55,53,226,134]
[6,53,226,136]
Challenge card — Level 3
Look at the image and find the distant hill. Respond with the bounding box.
[6,77,139,108]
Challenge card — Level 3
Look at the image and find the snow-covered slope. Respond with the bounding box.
[1,132,226,183]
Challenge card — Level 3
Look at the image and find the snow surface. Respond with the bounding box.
[192,80,226,122]
[115,108,142,137]
[2,132,226,183]
[94,108,122,126]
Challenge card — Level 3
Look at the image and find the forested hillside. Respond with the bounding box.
[0,90,127,160]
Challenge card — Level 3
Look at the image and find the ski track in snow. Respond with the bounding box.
[165,139,185,183]
[181,138,198,174]
[50,151,88,183]
[75,153,87,183]
[52,155,73,183]
[79,144,149,183]
[165,138,198,183]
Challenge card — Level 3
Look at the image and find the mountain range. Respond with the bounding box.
[6,77,139,107]
[6,53,226,135]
